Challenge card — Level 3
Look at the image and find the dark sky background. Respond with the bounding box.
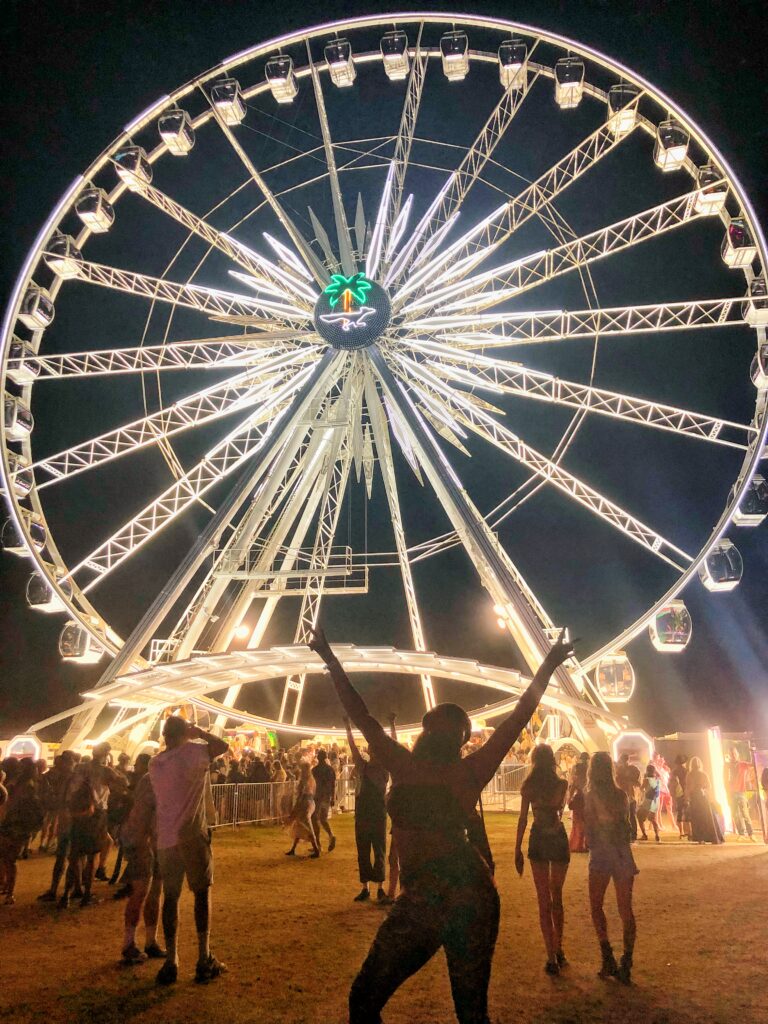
[1,1,766,743]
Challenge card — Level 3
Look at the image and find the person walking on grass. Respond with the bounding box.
[514,744,571,975]
[637,764,661,843]
[285,762,321,858]
[584,752,639,985]
[310,625,574,1024]
[311,750,337,853]
[149,716,229,986]
[345,714,388,904]
[37,750,77,902]
[120,757,166,965]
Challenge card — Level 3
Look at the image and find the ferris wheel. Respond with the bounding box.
[2,13,767,752]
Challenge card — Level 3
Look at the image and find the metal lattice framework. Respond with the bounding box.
[2,13,766,753]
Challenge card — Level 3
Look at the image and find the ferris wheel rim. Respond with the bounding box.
[1,11,766,706]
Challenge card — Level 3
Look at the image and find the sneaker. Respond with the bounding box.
[144,942,167,960]
[79,894,102,908]
[195,954,226,984]
[353,887,370,902]
[376,888,388,903]
[72,888,84,900]
[308,851,320,859]
[57,895,70,910]
[94,868,108,882]
[156,960,178,986]
[122,943,147,965]
[544,960,560,976]
[37,891,57,902]
[327,836,337,852]
[285,849,296,856]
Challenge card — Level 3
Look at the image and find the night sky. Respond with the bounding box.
[1,1,766,743]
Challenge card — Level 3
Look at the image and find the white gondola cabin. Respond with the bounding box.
[380,31,409,81]
[18,285,54,330]
[265,56,299,102]
[158,108,195,154]
[26,567,73,613]
[44,233,83,279]
[6,337,40,385]
[498,39,527,90]
[1,511,45,555]
[606,84,639,136]
[75,187,114,233]
[694,164,727,215]
[4,394,34,440]
[698,539,743,592]
[114,146,152,190]
[595,652,636,702]
[649,600,692,653]
[59,621,103,664]
[6,451,32,498]
[554,57,585,109]
[751,343,768,389]
[211,78,246,125]
[721,218,756,268]
[440,32,469,82]
[325,39,356,87]
[732,474,768,526]
[743,277,768,327]
[653,120,689,172]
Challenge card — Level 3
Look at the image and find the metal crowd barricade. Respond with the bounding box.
[481,763,527,812]
[211,781,297,829]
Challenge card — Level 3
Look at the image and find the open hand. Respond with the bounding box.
[544,628,577,670]
[308,626,333,662]
[515,849,525,877]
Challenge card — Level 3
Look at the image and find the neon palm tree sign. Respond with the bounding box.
[320,272,375,331]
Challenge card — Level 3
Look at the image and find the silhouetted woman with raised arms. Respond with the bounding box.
[309,625,574,1024]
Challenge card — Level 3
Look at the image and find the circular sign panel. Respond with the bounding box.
[313,273,391,350]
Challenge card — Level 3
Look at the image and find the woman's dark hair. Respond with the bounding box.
[587,751,626,815]
[645,764,657,778]
[521,744,562,801]
[412,703,472,765]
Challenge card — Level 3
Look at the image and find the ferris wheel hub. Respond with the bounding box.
[313,273,391,350]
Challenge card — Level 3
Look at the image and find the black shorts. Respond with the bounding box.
[528,823,570,865]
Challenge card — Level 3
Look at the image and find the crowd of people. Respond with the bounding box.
[1,626,767,1019]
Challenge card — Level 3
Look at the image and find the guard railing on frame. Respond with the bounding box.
[211,764,528,829]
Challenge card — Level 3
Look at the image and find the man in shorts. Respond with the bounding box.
[311,750,337,852]
[149,717,228,985]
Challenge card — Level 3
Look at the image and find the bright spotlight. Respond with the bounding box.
[235,625,249,640]
[493,604,505,615]
[496,617,506,630]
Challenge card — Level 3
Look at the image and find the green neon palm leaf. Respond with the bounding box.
[324,272,373,308]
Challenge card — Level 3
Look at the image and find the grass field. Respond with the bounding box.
[0,813,765,1024]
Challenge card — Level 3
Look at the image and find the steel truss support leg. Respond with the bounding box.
[364,364,435,710]
[369,349,606,750]
[59,352,339,750]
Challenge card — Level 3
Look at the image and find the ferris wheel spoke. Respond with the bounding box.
[401,186,719,317]
[363,362,435,710]
[9,332,307,380]
[379,25,428,268]
[66,363,322,589]
[65,259,313,327]
[401,340,757,448]
[308,45,356,275]
[392,355,692,570]
[392,99,642,305]
[29,350,316,487]
[111,178,317,307]
[388,67,542,286]
[204,99,328,288]
[405,296,746,344]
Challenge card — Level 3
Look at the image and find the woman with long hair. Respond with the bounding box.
[309,625,574,1024]
[568,757,589,854]
[285,762,320,858]
[584,752,638,984]
[685,756,724,844]
[514,744,570,974]
[637,764,661,842]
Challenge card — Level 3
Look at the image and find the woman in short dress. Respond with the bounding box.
[514,744,570,975]
[285,762,320,858]
[584,752,639,984]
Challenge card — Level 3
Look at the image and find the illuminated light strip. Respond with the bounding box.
[406,211,460,273]
[402,249,547,315]
[707,726,734,834]
[384,194,414,260]
[262,232,316,283]
[365,160,396,281]
[383,172,457,287]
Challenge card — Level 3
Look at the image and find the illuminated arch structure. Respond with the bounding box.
[2,13,767,753]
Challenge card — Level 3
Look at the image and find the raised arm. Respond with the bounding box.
[309,627,408,773]
[467,630,575,788]
[344,716,365,771]
[189,724,229,761]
